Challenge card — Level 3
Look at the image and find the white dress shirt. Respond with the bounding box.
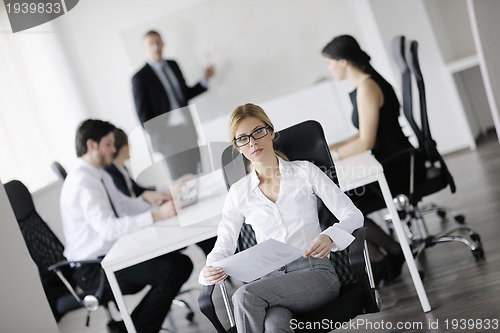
[199,157,363,284]
[61,158,153,261]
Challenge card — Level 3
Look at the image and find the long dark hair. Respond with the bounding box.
[322,35,389,86]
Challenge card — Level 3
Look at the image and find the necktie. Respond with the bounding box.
[162,64,185,108]
[101,179,118,217]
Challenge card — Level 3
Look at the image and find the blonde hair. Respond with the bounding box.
[228,103,288,161]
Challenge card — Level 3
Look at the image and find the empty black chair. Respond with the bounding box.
[4,180,113,325]
[198,120,380,333]
[388,37,484,261]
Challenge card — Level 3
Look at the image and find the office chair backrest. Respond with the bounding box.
[4,180,70,285]
[405,40,456,193]
[391,35,426,150]
[405,41,432,149]
[51,161,68,180]
[5,179,110,323]
[220,120,357,286]
[274,120,339,186]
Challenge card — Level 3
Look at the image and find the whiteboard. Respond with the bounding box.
[122,0,359,121]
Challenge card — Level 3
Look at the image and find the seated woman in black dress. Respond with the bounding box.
[322,35,426,285]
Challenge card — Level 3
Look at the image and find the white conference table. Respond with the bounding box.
[101,173,226,333]
[334,151,431,312]
[102,152,431,333]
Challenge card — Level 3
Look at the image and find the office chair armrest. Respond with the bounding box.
[48,259,108,306]
[48,259,102,272]
[347,227,366,268]
[347,227,380,313]
[199,283,234,333]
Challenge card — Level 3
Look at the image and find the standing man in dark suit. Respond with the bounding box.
[132,30,215,181]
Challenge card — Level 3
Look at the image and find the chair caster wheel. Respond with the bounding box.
[472,248,485,260]
[437,209,447,219]
[454,214,465,224]
[470,233,481,243]
[186,311,194,322]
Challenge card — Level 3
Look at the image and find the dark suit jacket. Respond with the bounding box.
[131,59,207,125]
[104,163,150,197]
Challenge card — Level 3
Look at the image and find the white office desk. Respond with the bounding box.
[334,151,431,312]
[101,185,226,333]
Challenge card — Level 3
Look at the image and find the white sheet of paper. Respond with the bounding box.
[212,239,304,282]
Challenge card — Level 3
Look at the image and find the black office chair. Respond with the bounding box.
[51,161,68,181]
[391,36,461,222]
[198,120,380,333]
[4,180,113,326]
[388,36,484,261]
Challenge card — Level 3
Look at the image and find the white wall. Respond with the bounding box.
[468,0,500,142]
[0,182,59,332]
[53,0,360,131]
[51,0,479,160]
[32,180,65,242]
[52,0,208,134]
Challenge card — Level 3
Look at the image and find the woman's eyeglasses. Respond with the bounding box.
[233,126,270,147]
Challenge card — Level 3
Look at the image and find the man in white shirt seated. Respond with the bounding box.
[104,127,217,256]
[60,119,193,333]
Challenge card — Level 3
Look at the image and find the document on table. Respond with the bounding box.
[212,239,304,283]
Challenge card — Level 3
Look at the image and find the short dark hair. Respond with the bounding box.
[113,128,129,158]
[75,119,116,157]
[144,30,161,39]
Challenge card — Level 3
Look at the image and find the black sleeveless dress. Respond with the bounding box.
[348,76,425,214]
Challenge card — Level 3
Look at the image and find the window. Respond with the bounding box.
[0,13,85,189]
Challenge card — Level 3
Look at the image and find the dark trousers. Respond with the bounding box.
[75,252,193,333]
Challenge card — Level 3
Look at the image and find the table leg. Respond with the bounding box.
[103,268,137,333]
[377,176,431,312]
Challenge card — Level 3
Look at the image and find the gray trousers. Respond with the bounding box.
[232,256,340,333]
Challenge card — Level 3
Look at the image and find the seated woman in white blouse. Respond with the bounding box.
[199,103,364,333]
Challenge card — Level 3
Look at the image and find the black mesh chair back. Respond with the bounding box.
[5,180,69,284]
[405,40,456,194]
[391,35,426,150]
[4,180,107,323]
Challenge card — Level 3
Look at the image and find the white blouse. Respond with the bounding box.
[199,157,363,284]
